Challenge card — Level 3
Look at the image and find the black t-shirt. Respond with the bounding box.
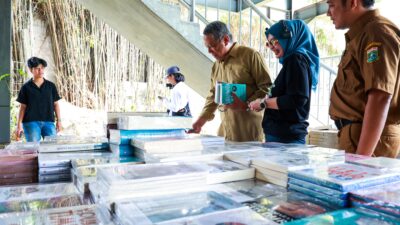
[16,78,61,123]
[262,53,311,138]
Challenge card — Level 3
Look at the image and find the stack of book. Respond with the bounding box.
[288,163,400,208]
[0,205,113,225]
[71,156,144,193]
[113,190,243,225]
[131,135,224,155]
[350,181,400,217]
[284,208,400,225]
[0,148,38,186]
[307,128,339,149]
[225,147,345,187]
[0,183,87,214]
[117,115,193,130]
[38,151,114,183]
[92,162,209,202]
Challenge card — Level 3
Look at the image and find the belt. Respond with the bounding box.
[334,119,360,130]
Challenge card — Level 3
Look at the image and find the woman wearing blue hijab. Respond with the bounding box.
[249,20,320,144]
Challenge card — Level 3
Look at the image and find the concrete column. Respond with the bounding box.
[0,0,12,144]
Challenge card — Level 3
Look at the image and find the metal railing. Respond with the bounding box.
[167,0,339,126]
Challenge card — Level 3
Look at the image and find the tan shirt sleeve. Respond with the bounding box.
[199,64,218,121]
[360,25,400,95]
[247,51,272,102]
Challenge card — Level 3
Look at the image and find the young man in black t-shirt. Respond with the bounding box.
[16,57,62,142]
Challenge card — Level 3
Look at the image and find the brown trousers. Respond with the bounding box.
[338,123,400,158]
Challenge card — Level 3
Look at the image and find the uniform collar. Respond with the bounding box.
[222,42,238,61]
[345,9,380,42]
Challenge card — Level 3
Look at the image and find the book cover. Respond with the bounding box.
[214,82,246,104]
[109,129,186,145]
[115,191,242,224]
[159,207,277,225]
[284,208,400,225]
[288,178,347,199]
[288,163,400,192]
[0,205,112,225]
[206,160,255,184]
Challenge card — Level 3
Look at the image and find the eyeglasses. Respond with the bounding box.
[266,39,279,48]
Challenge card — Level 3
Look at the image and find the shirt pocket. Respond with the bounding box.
[227,63,250,84]
[336,52,363,91]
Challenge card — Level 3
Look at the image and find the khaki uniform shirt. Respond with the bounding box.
[329,10,400,156]
[200,43,272,142]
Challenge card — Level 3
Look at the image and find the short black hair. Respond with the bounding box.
[172,73,185,83]
[27,57,47,69]
[203,21,233,42]
[341,0,374,8]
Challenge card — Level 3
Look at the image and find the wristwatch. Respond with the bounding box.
[259,98,267,109]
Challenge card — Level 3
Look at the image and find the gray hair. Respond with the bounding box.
[203,21,233,42]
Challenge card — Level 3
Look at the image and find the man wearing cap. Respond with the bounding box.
[327,0,400,157]
[159,66,192,117]
[190,21,272,142]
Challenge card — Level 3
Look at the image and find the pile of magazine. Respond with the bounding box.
[288,163,400,208]
[0,205,113,225]
[0,183,87,214]
[92,162,209,202]
[0,143,39,185]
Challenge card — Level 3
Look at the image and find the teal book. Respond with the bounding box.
[215,82,246,104]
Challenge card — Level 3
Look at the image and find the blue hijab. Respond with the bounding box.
[265,20,320,90]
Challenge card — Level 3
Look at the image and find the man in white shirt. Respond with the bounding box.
[159,66,192,117]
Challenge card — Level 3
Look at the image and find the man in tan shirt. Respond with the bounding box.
[190,21,272,142]
[327,0,400,157]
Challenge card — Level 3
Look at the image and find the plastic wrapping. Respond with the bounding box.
[350,181,400,217]
[159,207,277,225]
[288,178,347,199]
[39,136,109,153]
[0,204,113,225]
[117,115,192,130]
[4,142,40,154]
[288,183,349,207]
[0,183,78,202]
[109,129,187,145]
[38,152,114,168]
[283,208,400,225]
[350,157,400,171]
[206,160,255,184]
[0,194,85,213]
[288,163,400,192]
[114,190,242,224]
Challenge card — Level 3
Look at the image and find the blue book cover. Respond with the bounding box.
[288,183,348,207]
[215,82,246,104]
[288,178,348,199]
[284,208,400,225]
[109,144,135,156]
[109,129,186,145]
[288,163,400,192]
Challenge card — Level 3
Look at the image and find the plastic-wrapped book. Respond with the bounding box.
[284,208,400,225]
[117,115,192,130]
[288,178,348,199]
[223,150,283,167]
[288,163,400,192]
[288,183,349,207]
[0,194,85,214]
[114,190,242,225]
[39,166,71,175]
[350,157,400,171]
[39,152,114,168]
[0,183,78,202]
[206,160,255,184]
[345,153,371,163]
[350,181,400,216]
[109,129,186,145]
[0,205,113,225]
[39,136,109,153]
[38,173,72,183]
[130,135,223,153]
[159,207,277,225]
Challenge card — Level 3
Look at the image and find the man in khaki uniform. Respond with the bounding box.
[190,21,272,142]
[327,0,400,157]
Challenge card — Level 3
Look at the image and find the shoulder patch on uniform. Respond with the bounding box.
[365,42,382,50]
[366,46,379,63]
